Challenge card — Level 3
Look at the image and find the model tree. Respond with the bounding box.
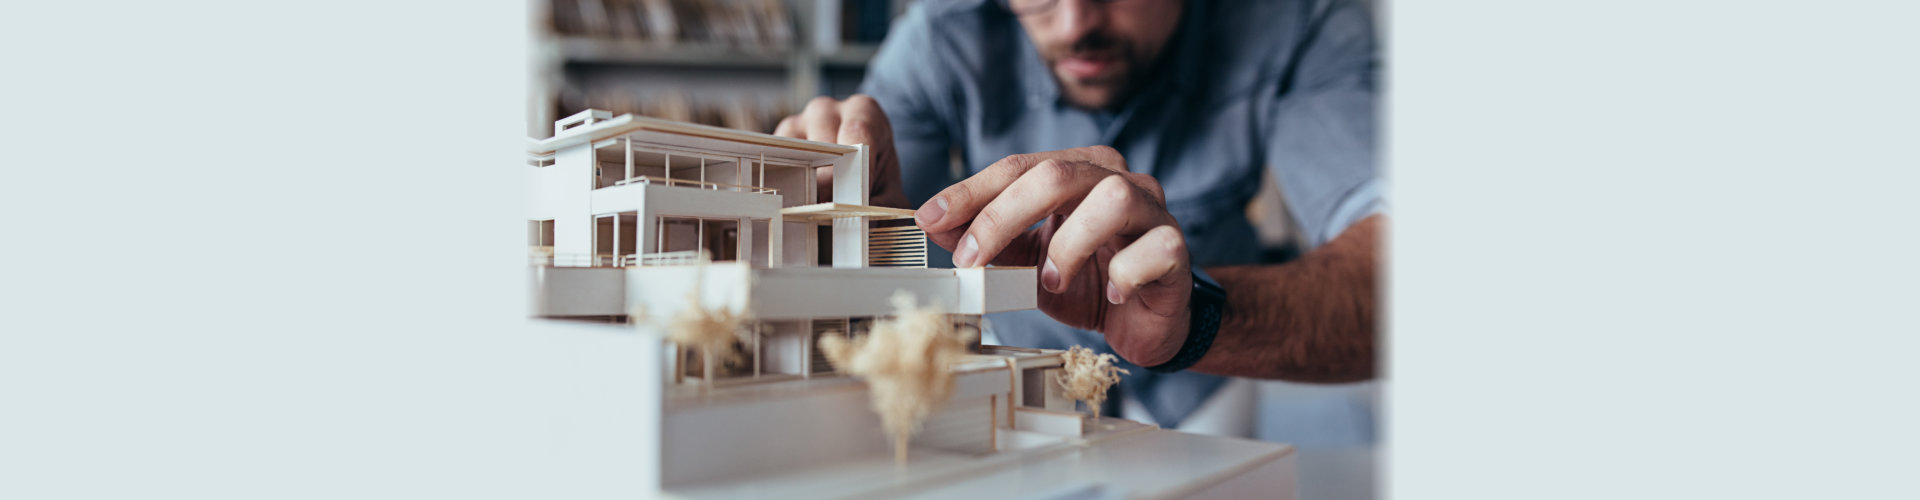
[819,291,975,465]
[1059,345,1128,421]
[666,289,749,387]
[633,260,752,389]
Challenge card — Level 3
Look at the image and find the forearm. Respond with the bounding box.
[1192,214,1380,382]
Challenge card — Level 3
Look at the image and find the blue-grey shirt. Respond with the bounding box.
[858,0,1381,427]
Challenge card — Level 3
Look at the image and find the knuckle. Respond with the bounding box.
[1129,174,1167,202]
[840,118,873,137]
[998,153,1039,174]
[843,94,880,109]
[1152,226,1187,252]
[1031,159,1072,184]
[1095,175,1135,202]
[1084,144,1121,161]
[804,96,838,114]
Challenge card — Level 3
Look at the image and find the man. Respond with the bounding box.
[775,0,1379,429]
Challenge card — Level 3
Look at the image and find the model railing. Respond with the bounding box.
[630,250,709,267]
[610,174,779,195]
[533,250,715,268]
[538,253,615,267]
[868,225,928,268]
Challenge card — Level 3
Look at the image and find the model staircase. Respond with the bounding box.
[810,318,849,374]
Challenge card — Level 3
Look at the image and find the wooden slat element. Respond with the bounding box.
[867,225,927,268]
[778,202,918,222]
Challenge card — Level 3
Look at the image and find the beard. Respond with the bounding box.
[1042,30,1147,109]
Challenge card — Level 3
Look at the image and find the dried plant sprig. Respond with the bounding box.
[819,291,976,465]
[1059,345,1129,420]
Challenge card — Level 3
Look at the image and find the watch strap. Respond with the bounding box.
[1146,271,1224,374]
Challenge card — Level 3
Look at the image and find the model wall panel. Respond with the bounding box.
[601,184,781,221]
[626,264,753,320]
[831,217,867,268]
[748,220,771,267]
[981,267,1039,313]
[541,321,665,494]
[915,395,996,454]
[762,166,814,208]
[552,146,597,263]
[779,221,815,267]
[828,146,868,206]
[659,384,890,486]
[530,267,628,316]
[759,320,807,375]
[750,268,966,319]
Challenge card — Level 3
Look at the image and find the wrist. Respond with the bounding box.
[1146,269,1224,373]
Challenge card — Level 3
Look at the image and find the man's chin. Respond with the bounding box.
[1054,75,1125,109]
[1060,86,1119,110]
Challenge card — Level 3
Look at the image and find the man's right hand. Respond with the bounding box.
[773,95,910,209]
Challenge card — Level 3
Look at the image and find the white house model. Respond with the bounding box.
[524,109,1298,498]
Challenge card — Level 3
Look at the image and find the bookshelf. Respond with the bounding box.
[530,0,908,138]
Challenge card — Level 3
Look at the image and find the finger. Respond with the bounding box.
[915,152,1047,235]
[954,160,1119,268]
[814,166,836,203]
[1042,175,1173,293]
[773,115,801,138]
[801,96,841,143]
[835,95,884,148]
[1106,225,1189,312]
[916,145,1131,233]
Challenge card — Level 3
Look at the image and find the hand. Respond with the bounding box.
[773,95,910,209]
[915,146,1192,366]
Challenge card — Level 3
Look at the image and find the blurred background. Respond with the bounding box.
[527,1,1379,498]
[529,0,904,138]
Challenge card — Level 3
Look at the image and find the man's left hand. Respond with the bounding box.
[914,146,1191,366]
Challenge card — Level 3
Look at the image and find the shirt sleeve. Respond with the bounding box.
[1261,0,1383,249]
[856,3,959,208]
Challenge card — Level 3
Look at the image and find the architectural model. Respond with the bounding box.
[526,109,1298,498]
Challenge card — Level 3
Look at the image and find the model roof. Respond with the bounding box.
[528,113,859,164]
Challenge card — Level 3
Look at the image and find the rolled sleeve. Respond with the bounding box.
[1262,0,1382,248]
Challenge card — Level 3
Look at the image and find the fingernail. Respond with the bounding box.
[1040,258,1061,292]
[917,197,948,226]
[1106,281,1125,305]
[954,234,979,268]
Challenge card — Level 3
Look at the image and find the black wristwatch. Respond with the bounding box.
[1146,268,1226,373]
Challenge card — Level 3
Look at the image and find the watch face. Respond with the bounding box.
[1193,274,1226,302]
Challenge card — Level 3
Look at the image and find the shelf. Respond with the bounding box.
[542,37,880,71]
[545,37,793,69]
[820,43,881,68]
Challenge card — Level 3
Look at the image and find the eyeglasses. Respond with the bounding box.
[1008,0,1136,17]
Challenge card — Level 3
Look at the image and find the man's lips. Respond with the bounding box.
[1059,55,1118,80]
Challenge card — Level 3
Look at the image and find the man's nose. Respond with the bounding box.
[1049,0,1108,45]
